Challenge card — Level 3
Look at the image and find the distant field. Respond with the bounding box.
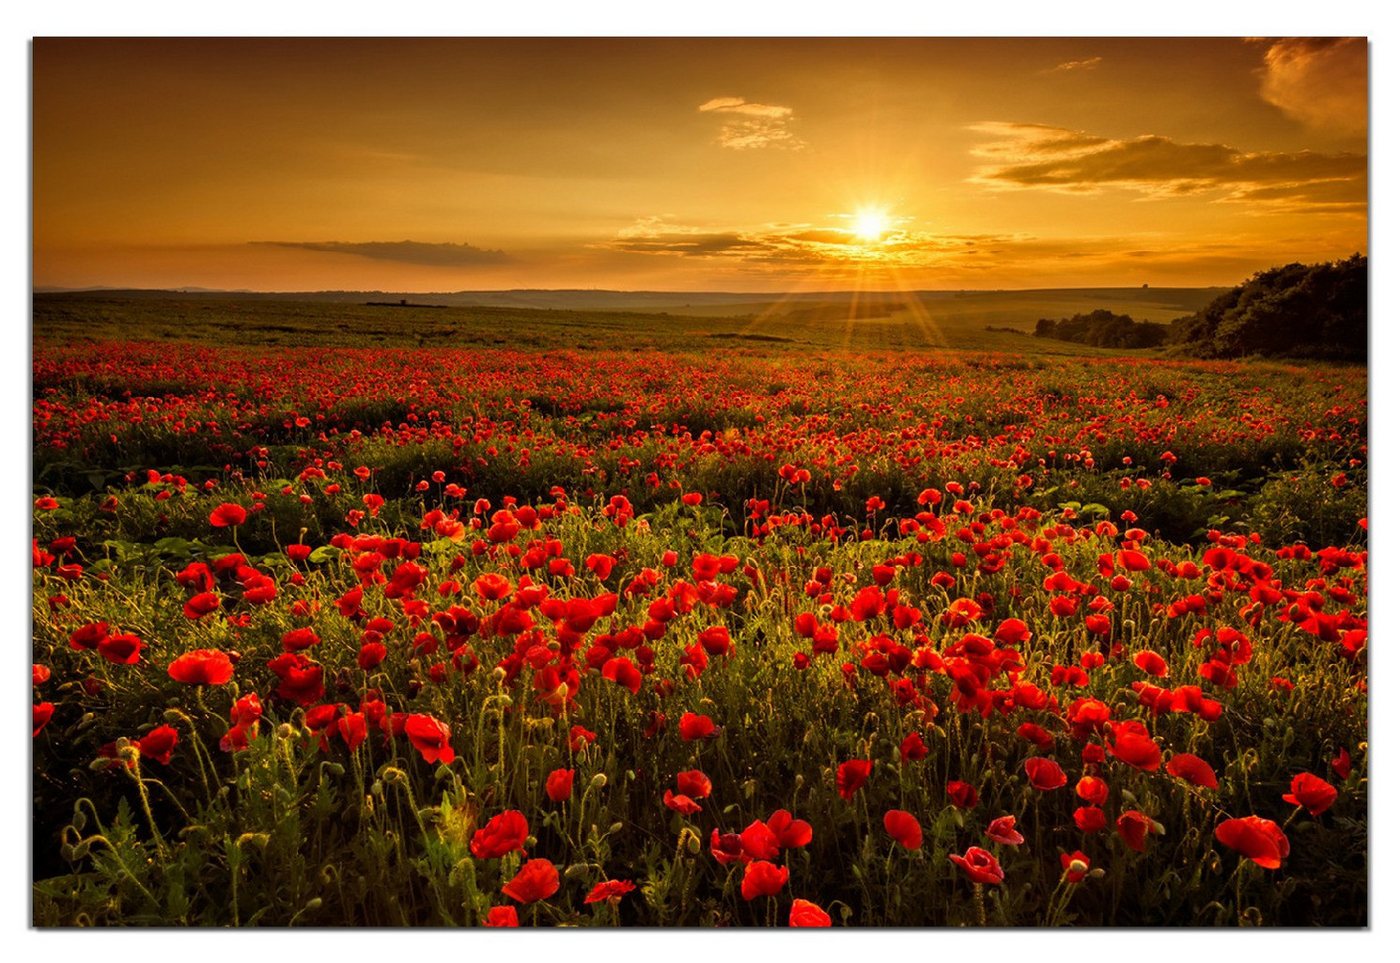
[31,288,1222,355]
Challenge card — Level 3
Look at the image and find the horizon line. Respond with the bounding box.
[33,282,1237,297]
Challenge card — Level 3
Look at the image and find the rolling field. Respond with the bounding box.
[32,287,1221,355]
[30,297,1367,926]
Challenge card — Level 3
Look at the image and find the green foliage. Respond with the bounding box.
[1168,255,1366,361]
[1034,310,1169,349]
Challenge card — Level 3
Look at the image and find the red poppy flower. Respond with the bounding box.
[209,503,248,528]
[1282,773,1338,817]
[1061,850,1091,883]
[545,768,575,803]
[1331,748,1352,781]
[986,815,1024,845]
[601,656,642,695]
[741,819,781,860]
[1215,816,1289,869]
[741,860,789,900]
[220,723,257,752]
[281,627,320,652]
[358,641,387,670]
[34,702,55,736]
[402,713,455,765]
[137,724,179,764]
[1075,775,1108,804]
[1166,753,1219,789]
[994,618,1030,645]
[183,591,222,620]
[698,625,734,656]
[471,810,529,859]
[1116,809,1157,852]
[948,846,1004,885]
[483,905,518,927]
[501,859,559,904]
[167,649,235,686]
[767,809,814,849]
[1017,722,1054,750]
[68,622,108,651]
[267,653,324,706]
[677,769,712,799]
[789,899,832,927]
[1107,720,1161,771]
[584,879,636,904]
[97,633,143,665]
[883,809,923,850]
[946,780,978,809]
[1025,757,1067,791]
[1133,650,1169,678]
[837,759,872,801]
[663,789,702,816]
[1074,805,1107,833]
[230,692,262,728]
[678,712,717,741]
[568,724,597,752]
[710,829,744,865]
[900,731,929,763]
[337,712,368,752]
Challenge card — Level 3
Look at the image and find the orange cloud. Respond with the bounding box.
[698,96,804,150]
[1052,56,1103,72]
[969,122,1365,213]
[1256,38,1367,135]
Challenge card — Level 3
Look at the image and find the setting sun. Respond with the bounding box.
[851,208,892,242]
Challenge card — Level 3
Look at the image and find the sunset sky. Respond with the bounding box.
[32,37,1368,292]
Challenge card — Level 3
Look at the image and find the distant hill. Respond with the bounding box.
[33,285,1226,319]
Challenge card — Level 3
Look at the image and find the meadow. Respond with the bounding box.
[31,296,1367,926]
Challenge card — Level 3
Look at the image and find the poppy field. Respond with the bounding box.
[30,332,1368,927]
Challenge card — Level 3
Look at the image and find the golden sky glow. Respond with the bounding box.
[32,37,1368,292]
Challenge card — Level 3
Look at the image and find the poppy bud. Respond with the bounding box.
[590,773,608,790]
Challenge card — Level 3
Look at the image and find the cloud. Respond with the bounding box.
[597,216,1356,285]
[251,240,510,266]
[1255,38,1367,135]
[698,96,805,150]
[1051,56,1103,72]
[602,216,1015,271]
[968,121,1366,213]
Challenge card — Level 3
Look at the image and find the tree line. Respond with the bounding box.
[1033,255,1366,361]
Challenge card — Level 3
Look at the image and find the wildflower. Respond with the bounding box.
[948,846,1004,885]
[168,649,235,686]
[501,859,559,904]
[471,810,529,859]
[883,809,923,850]
[1215,816,1289,869]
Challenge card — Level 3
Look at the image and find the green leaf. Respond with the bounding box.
[307,545,340,564]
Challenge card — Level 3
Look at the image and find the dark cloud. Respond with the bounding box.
[970,122,1365,212]
[252,240,510,266]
